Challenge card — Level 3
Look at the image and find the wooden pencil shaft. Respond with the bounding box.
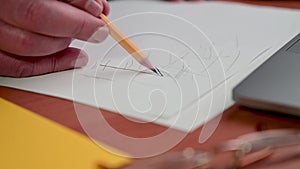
[100,14,148,63]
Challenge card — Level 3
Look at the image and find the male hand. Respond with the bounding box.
[0,0,109,77]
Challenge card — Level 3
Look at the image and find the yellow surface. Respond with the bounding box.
[0,98,130,169]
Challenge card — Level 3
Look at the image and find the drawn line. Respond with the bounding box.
[199,54,219,73]
[250,47,272,64]
[103,60,111,71]
[81,73,112,81]
[89,61,99,70]
[129,60,134,68]
[201,47,213,60]
[124,62,128,69]
[175,69,184,79]
[98,64,153,75]
[161,51,190,69]
[138,64,143,70]
[180,71,239,113]
[226,50,240,72]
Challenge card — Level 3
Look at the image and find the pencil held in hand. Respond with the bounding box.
[100,14,163,76]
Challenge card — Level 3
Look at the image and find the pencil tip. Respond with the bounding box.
[151,67,163,77]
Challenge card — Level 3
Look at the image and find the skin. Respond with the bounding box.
[0,0,110,77]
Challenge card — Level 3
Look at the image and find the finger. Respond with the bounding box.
[98,0,110,15]
[0,48,88,78]
[0,19,71,56]
[62,0,110,16]
[0,0,108,42]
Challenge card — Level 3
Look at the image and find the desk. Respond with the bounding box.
[1,1,300,168]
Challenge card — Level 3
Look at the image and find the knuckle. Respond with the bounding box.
[67,0,82,5]
[98,1,104,12]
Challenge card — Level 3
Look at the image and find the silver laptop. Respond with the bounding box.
[233,33,300,116]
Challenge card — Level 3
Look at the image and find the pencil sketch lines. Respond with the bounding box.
[225,50,240,72]
[174,63,191,79]
[250,47,271,64]
[82,39,247,83]
[81,73,112,81]
[198,55,220,74]
[102,60,111,71]
[201,47,213,61]
[161,51,190,69]
[98,64,152,75]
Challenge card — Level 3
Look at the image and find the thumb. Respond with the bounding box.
[0,48,88,78]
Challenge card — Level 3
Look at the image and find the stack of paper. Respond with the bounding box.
[0,1,300,132]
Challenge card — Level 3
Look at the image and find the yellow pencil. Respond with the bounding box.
[100,14,163,76]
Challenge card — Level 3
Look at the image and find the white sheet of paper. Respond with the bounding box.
[1,1,300,132]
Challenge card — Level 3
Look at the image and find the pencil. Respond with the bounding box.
[100,14,163,76]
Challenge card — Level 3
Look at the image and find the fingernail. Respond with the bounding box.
[71,51,88,68]
[85,0,103,16]
[89,26,109,43]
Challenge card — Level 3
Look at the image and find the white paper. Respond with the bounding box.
[1,1,300,132]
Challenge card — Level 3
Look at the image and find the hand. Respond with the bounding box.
[0,0,109,77]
